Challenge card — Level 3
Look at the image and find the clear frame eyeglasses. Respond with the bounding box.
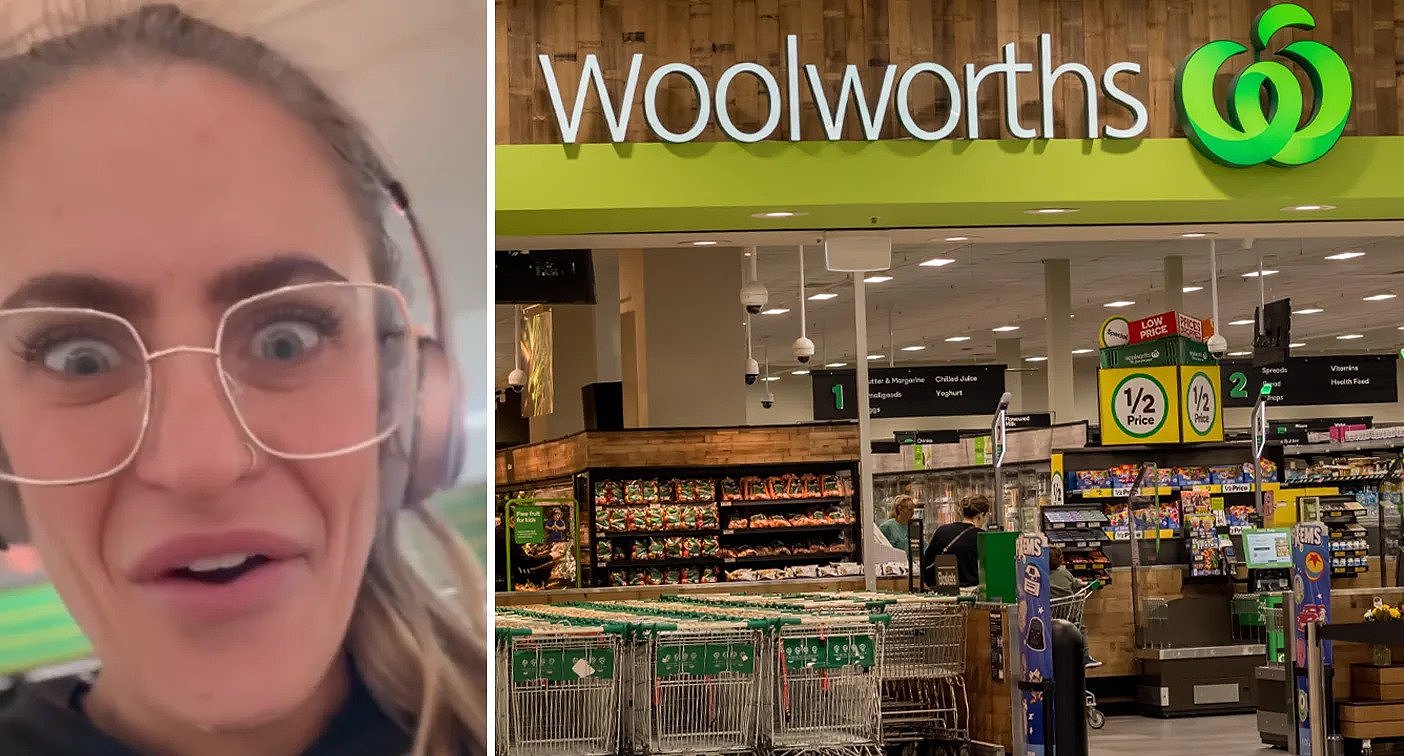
[0,281,416,486]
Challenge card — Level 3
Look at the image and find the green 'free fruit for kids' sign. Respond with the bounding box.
[1174,3,1352,167]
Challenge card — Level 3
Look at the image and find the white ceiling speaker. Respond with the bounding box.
[824,235,892,272]
[507,305,526,390]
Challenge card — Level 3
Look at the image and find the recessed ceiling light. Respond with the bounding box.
[808,292,838,301]
[920,257,956,267]
[1242,269,1278,278]
[945,336,972,343]
[1182,285,1204,293]
[1227,351,1252,357]
[681,240,725,247]
[1337,334,1365,340]
[1104,300,1136,308]
[751,210,808,219]
[1024,356,1048,362]
[1325,251,1365,261]
[1229,319,1255,326]
[1024,207,1078,215]
[1180,232,1215,238]
[1072,348,1095,355]
[824,362,847,368]
[992,325,1020,333]
[1281,204,1335,212]
[943,235,973,242]
[1363,292,1397,302]
[762,376,781,382]
[761,307,790,315]
[1293,306,1324,315]
[1289,342,1306,348]
[867,354,885,360]
[901,345,927,352]
[791,369,810,376]
[864,275,894,283]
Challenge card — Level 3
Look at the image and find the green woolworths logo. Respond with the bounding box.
[1174,3,1352,167]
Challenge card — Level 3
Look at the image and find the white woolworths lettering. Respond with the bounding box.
[538,33,1149,144]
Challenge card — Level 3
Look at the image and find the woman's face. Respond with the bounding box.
[0,63,383,729]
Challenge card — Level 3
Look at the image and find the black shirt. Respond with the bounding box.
[0,665,412,755]
[921,522,982,588]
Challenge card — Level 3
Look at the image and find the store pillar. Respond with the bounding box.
[1044,259,1075,422]
[995,337,1023,412]
[1162,255,1185,312]
[528,254,622,442]
[619,249,749,428]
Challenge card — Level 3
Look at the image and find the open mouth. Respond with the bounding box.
[166,553,274,585]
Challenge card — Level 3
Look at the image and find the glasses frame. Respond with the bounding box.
[0,281,417,488]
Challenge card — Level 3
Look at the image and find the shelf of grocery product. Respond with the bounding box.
[719,496,848,508]
[595,528,718,539]
[1046,530,1107,549]
[1068,482,1281,498]
[721,524,851,536]
[722,550,854,564]
[597,557,722,569]
[1283,474,1390,487]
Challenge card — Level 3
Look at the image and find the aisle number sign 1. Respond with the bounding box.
[1099,366,1181,445]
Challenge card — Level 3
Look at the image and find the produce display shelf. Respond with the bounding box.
[597,556,723,569]
[597,500,720,507]
[719,496,848,508]
[721,524,852,536]
[722,551,853,564]
[595,528,719,539]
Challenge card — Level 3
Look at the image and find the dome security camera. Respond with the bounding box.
[741,280,768,315]
[744,358,760,385]
[1207,334,1229,359]
[792,337,815,364]
[507,367,526,390]
[761,388,776,410]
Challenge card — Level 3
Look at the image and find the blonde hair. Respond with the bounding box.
[0,4,487,753]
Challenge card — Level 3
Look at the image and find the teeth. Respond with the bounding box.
[183,553,254,573]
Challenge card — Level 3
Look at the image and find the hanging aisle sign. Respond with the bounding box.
[811,365,1006,420]
[1221,356,1398,408]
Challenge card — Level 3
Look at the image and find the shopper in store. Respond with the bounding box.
[921,495,990,589]
[0,6,486,755]
[1049,547,1103,669]
[878,494,917,550]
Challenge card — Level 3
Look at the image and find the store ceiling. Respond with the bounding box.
[494,227,1404,387]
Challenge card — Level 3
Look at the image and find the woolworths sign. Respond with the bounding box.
[539,3,1349,167]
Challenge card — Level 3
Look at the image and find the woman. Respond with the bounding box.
[0,5,486,755]
[878,494,916,550]
[921,495,990,589]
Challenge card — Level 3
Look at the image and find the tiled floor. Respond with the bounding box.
[1091,714,1276,756]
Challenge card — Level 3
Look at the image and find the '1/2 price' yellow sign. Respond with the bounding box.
[1098,366,1222,445]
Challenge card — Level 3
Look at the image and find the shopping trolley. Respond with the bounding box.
[515,602,766,756]
[581,598,888,756]
[1050,584,1105,730]
[494,612,626,756]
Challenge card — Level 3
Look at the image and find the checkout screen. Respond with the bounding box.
[1243,528,1292,569]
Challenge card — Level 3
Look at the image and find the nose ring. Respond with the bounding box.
[243,442,258,476]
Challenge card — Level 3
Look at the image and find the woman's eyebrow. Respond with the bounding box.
[0,273,149,317]
[206,255,350,306]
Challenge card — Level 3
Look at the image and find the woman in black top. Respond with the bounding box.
[0,5,486,754]
[922,495,991,588]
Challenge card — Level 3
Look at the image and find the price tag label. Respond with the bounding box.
[1181,367,1224,441]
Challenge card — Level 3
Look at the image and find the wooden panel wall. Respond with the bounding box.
[498,0,1404,144]
[496,423,861,484]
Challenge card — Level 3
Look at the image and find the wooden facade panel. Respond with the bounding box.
[499,0,1401,143]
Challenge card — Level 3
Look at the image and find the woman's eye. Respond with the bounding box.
[41,339,123,377]
[251,321,322,363]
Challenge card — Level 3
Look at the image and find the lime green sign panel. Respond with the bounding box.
[1174,3,1351,167]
